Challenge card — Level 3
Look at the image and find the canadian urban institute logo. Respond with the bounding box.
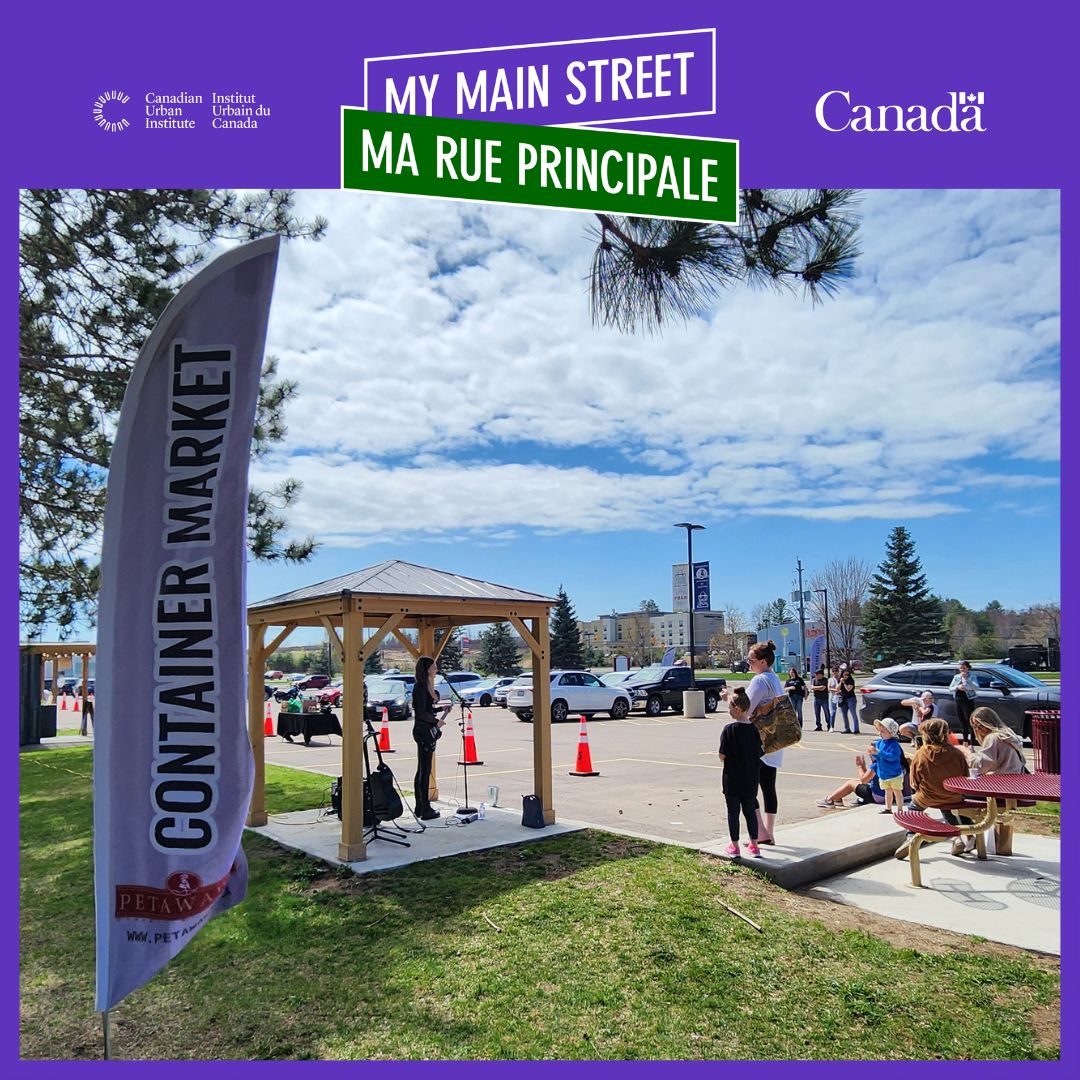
[93,90,131,133]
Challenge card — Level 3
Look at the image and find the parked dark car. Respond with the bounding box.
[59,678,94,696]
[731,659,750,673]
[858,662,1059,739]
[363,677,413,721]
[624,666,727,716]
[293,674,332,690]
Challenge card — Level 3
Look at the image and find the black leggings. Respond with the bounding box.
[725,791,758,842]
[955,692,975,745]
[413,745,434,813]
[758,763,778,814]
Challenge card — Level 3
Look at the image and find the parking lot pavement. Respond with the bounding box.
[263,706,881,845]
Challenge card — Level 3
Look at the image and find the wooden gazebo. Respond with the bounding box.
[245,561,556,861]
[20,641,96,705]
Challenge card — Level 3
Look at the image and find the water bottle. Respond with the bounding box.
[479,802,487,820]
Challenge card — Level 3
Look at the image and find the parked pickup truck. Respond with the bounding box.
[624,665,728,716]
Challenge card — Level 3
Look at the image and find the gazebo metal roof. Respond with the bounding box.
[250,559,555,609]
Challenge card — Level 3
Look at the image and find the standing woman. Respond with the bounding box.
[411,656,446,821]
[949,661,978,747]
[837,664,860,734]
[746,639,786,844]
[785,665,807,729]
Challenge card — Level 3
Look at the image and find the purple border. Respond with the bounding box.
[5,0,1072,1074]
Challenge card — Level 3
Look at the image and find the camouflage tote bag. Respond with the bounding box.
[751,694,803,754]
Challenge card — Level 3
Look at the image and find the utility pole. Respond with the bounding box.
[796,558,807,674]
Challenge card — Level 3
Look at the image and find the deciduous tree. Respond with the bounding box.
[809,557,873,667]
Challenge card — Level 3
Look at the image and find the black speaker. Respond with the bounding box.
[521,794,546,829]
[330,777,342,819]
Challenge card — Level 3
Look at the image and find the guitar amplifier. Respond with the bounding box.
[329,776,381,821]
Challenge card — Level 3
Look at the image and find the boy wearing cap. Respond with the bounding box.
[867,717,904,814]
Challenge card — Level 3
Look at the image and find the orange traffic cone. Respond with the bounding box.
[378,707,395,753]
[458,710,484,765]
[60,695,68,711]
[264,699,274,736]
[569,715,599,777]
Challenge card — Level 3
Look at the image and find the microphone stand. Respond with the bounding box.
[441,678,477,817]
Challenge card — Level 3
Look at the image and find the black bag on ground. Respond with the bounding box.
[522,794,546,828]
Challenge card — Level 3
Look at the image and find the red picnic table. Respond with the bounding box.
[895,773,1060,888]
[944,772,1060,853]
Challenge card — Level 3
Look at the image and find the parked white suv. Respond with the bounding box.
[508,670,632,723]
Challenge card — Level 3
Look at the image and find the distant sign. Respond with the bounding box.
[672,563,688,611]
[614,655,631,672]
[692,562,710,611]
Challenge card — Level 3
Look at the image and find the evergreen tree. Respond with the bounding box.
[435,629,464,673]
[860,526,946,665]
[550,585,585,670]
[19,188,327,636]
[475,622,521,676]
[589,190,861,334]
[363,651,384,675]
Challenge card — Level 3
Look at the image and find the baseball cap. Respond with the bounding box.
[876,717,899,737]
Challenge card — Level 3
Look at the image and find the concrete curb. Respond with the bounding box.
[698,805,907,888]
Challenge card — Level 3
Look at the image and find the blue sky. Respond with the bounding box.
[241,187,1059,641]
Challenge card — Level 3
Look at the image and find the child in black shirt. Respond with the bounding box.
[718,687,764,858]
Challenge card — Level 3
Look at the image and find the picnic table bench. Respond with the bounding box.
[894,773,1060,889]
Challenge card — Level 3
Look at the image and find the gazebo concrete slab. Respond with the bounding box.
[247,801,583,875]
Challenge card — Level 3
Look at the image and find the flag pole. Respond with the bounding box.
[103,1010,111,1060]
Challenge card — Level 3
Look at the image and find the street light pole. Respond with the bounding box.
[673,522,705,675]
[814,587,831,673]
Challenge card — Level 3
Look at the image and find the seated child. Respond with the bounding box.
[898,690,934,743]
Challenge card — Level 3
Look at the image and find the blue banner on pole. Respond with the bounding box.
[692,561,710,611]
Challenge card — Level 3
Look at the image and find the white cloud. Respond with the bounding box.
[257,189,1060,542]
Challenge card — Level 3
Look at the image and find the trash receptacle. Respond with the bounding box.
[1028,710,1060,773]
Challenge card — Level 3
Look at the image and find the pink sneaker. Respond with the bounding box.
[746,841,761,857]
[724,842,739,856]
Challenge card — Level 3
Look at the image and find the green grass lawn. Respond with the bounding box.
[20,747,1058,1061]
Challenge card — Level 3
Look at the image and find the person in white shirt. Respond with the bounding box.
[744,639,785,844]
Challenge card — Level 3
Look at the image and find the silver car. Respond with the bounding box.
[858,662,1058,738]
[459,677,515,707]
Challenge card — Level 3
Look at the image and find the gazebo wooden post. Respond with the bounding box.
[338,596,367,862]
[246,622,268,826]
[78,652,91,735]
[531,616,554,824]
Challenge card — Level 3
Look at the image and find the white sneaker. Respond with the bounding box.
[816,798,839,808]
[951,837,967,856]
